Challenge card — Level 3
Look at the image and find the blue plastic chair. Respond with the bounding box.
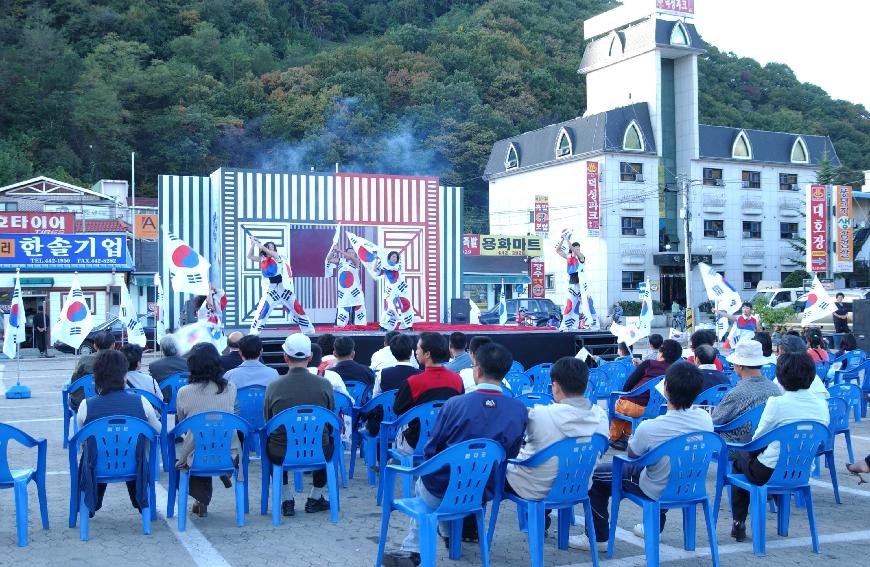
[760,363,776,381]
[61,374,95,448]
[510,360,525,374]
[693,384,731,407]
[719,421,829,556]
[237,386,267,456]
[333,391,354,488]
[505,371,531,395]
[527,363,553,394]
[160,372,190,415]
[260,406,342,525]
[67,416,158,541]
[353,389,398,484]
[831,354,868,385]
[0,423,48,546]
[827,383,862,423]
[379,401,446,503]
[717,354,733,375]
[713,404,766,437]
[345,380,371,406]
[516,393,554,409]
[587,367,609,404]
[608,432,726,567]
[375,439,506,567]
[600,360,630,393]
[489,435,608,567]
[810,397,849,503]
[607,376,666,433]
[815,360,832,382]
[127,388,169,472]
[166,411,250,530]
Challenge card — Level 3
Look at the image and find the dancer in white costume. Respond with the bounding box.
[375,251,414,331]
[247,237,315,335]
[328,245,368,327]
[555,231,586,331]
[192,284,229,351]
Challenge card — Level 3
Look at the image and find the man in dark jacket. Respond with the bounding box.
[377,334,421,394]
[149,335,189,381]
[692,344,730,391]
[219,331,244,372]
[330,336,375,387]
[33,305,52,357]
[68,331,117,411]
[609,338,681,450]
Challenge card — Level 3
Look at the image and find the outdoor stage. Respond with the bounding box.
[252,323,618,370]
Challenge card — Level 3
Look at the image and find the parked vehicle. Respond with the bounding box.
[479,298,562,326]
[749,287,804,310]
[791,289,869,333]
[53,316,157,354]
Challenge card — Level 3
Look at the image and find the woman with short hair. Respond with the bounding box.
[122,343,163,400]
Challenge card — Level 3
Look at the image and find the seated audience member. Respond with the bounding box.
[444,332,472,373]
[309,343,352,401]
[371,331,419,372]
[224,334,279,389]
[727,351,830,542]
[392,332,464,456]
[773,335,828,398]
[317,333,338,371]
[265,334,335,517]
[331,336,375,387]
[382,342,528,567]
[692,344,730,392]
[805,328,829,362]
[753,332,777,365]
[149,335,189,382]
[686,330,724,371]
[375,334,422,395]
[122,343,163,401]
[712,340,781,446]
[220,331,244,372]
[460,335,492,391]
[644,334,664,361]
[69,331,117,411]
[174,343,239,517]
[828,332,858,378]
[572,362,711,551]
[506,357,608,502]
[76,350,162,514]
[609,339,682,450]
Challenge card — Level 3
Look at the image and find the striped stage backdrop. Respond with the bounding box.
[159,168,463,329]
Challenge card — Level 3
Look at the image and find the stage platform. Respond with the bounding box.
[251,323,618,371]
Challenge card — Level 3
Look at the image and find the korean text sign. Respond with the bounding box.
[805,184,828,273]
[0,233,127,270]
[0,212,75,234]
[534,195,549,234]
[529,260,545,298]
[465,235,544,257]
[834,185,853,272]
[586,161,601,237]
[656,0,694,17]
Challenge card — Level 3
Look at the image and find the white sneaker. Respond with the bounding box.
[632,523,644,538]
[568,534,607,551]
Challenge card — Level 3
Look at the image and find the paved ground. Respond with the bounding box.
[1,354,869,567]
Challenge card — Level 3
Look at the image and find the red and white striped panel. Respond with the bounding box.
[334,174,436,225]
[294,277,338,310]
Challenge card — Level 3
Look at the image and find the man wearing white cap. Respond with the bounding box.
[264,333,335,517]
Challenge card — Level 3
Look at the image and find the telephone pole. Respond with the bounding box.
[680,174,694,334]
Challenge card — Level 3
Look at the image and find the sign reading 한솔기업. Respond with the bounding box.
[806,184,828,273]
[655,0,694,17]
[463,234,544,257]
[834,185,853,273]
[0,233,127,270]
[529,260,545,298]
[586,161,600,237]
[0,212,75,234]
[534,195,549,235]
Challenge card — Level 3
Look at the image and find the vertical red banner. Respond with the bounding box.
[534,195,549,234]
[586,161,600,237]
[462,234,480,256]
[806,184,828,273]
[530,260,545,298]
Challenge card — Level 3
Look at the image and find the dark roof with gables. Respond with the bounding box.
[484,103,657,179]
[698,125,840,166]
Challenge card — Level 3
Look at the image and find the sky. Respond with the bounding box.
[692,0,870,108]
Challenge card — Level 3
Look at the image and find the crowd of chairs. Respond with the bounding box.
[0,351,867,567]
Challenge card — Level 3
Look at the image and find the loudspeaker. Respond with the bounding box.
[852,300,870,351]
[451,299,470,324]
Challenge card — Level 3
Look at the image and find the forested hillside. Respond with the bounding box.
[1,0,868,230]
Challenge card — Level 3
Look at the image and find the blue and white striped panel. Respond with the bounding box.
[158,175,213,329]
[439,186,463,323]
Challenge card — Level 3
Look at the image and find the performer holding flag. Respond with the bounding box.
[698,262,742,341]
[719,301,761,346]
[327,245,367,327]
[247,236,314,335]
[346,232,414,331]
[555,229,586,331]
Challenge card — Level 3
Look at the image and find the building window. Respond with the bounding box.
[741,170,761,188]
[781,272,793,283]
[620,162,644,182]
[743,271,763,290]
[608,33,623,57]
[732,131,752,159]
[555,128,572,158]
[704,219,725,238]
[623,121,644,151]
[791,137,809,163]
[670,21,690,46]
[505,143,519,170]
[622,271,645,290]
[780,222,799,239]
[742,221,761,239]
[779,173,798,191]
[545,274,555,290]
[703,168,724,186]
[621,217,644,236]
[0,202,18,211]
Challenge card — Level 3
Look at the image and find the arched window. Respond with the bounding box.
[505,143,519,170]
[791,137,808,163]
[608,33,623,57]
[623,121,644,151]
[555,128,572,158]
[732,131,752,159]
[670,22,690,46]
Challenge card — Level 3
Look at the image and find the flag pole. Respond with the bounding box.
[5,268,30,398]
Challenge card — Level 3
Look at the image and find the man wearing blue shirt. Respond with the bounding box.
[444,332,472,373]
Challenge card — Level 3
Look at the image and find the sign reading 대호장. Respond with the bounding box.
[834,185,853,273]
[806,184,828,273]
[0,233,127,270]
[586,161,600,237]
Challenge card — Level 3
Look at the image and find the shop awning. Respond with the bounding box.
[20,278,54,287]
[462,255,531,285]
[132,274,156,286]
[464,274,531,285]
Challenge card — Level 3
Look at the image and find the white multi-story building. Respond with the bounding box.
[484,3,839,316]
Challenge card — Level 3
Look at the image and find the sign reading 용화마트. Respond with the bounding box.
[0,233,127,270]
[463,234,544,257]
[0,212,75,234]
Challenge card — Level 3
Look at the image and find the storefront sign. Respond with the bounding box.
[834,185,853,272]
[463,234,544,257]
[586,162,600,237]
[656,0,694,17]
[530,260,545,298]
[806,184,828,273]
[0,212,75,234]
[0,233,127,270]
[534,195,549,235]
[462,234,480,256]
[135,214,159,240]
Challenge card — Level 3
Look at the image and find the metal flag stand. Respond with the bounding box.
[5,329,31,399]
